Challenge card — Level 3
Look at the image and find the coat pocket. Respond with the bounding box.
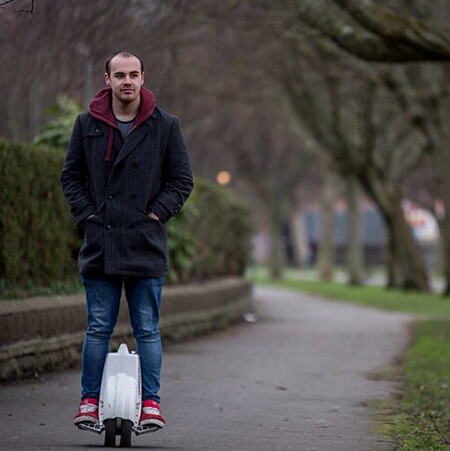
[116,212,168,273]
[79,214,104,265]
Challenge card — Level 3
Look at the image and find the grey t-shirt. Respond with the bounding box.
[116,117,135,138]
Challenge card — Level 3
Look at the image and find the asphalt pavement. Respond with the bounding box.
[0,286,412,451]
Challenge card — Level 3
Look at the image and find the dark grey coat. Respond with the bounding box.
[61,106,194,277]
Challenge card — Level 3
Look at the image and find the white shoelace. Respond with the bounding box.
[142,406,160,416]
[80,404,97,413]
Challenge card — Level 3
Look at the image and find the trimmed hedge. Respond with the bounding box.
[188,180,254,281]
[0,138,79,288]
[0,138,253,296]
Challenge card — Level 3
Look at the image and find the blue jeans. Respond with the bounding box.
[80,276,165,403]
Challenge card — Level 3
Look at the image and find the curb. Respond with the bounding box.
[0,277,252,382]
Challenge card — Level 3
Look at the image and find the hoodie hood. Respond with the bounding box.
[88,86,156,161]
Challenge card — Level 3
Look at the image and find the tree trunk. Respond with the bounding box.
[318,169,335,281]
[346,176,363,285]
[440,228,450,296]
[289,210,309,267]
[360,171,429,291]
[436,218,450,296]
[434,147,450,295]
[267,194,286,279]
[382,200,429,290]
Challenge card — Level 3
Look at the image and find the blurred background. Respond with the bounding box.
[1,0,449,295]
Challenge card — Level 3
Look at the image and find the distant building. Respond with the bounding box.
[253,199,439,269]
[304,199,438,268]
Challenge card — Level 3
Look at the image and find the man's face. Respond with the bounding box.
[104,55,144,105]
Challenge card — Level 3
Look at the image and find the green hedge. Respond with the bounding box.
[188,180,254,281]
[0,138,253,297]
[0,138,79,290]
[167,179,254,284]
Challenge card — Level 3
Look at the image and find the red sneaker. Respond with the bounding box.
[73,398,98,425]
[140,400,165,429]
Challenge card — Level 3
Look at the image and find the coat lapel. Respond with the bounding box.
[114,118,154,166]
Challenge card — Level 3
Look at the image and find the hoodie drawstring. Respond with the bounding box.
[105,125,114,162]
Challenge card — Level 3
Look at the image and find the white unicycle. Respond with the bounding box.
[78,343,160,447]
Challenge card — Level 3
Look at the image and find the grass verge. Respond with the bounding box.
[256,274,450,450]
[392,320,450,450]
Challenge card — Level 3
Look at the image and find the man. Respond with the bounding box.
[61,51,193,430]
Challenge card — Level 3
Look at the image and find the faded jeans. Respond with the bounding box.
[80,276,165,403]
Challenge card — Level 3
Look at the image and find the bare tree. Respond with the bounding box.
[382,62,450,294]
[214,100,313,279]
[166,0,434,288]
[0,0,193,141]
[270,36,429,290]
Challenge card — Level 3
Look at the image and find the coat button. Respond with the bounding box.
[131,163,138,169]
[95,128,101,134]
[107,194,115,200]
[106,224,112,230]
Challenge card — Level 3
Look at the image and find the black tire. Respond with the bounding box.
[104,419,116,447]
[119,420,133,447]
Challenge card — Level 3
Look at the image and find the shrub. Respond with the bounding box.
[0,138,80,289]
[186,179,254,281]
[33,95,83,148]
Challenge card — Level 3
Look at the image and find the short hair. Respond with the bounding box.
[105,51,144,75]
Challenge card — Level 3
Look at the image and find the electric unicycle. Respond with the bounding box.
[77,343,161,447]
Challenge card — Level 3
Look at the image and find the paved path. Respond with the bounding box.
[0,286,412,450]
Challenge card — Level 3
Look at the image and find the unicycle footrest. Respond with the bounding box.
[77,419,161,436]
[76,421,104,434]
[133,424,162,435]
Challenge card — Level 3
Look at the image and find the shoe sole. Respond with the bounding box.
[140,419,165,429]
[74,416,98,425]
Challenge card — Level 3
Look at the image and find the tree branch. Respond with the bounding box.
[0,0,15,7]
[428,413,450,445]
[333,0,450,57]
[294,0,450,62]
[0,0,34,13]
[380,68,440,151]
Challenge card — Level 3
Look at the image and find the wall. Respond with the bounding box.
[0,277,252,381]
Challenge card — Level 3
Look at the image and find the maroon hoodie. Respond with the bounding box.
[88,86,156,162]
